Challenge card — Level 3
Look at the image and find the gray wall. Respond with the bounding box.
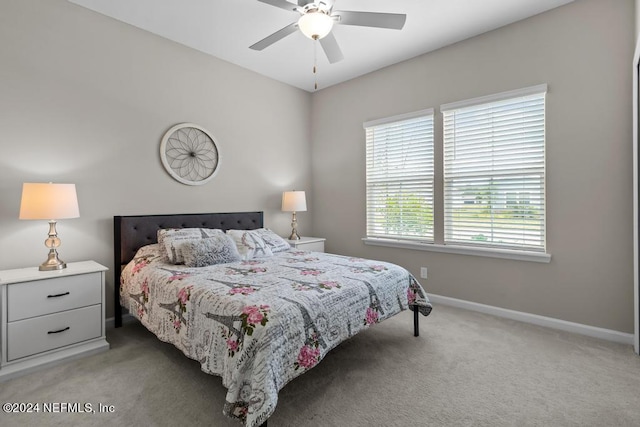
[0,0,312,318]
[311,0,635,333]
[637,0,640,37]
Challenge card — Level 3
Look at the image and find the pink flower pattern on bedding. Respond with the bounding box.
[240,304,270,335]
[294,333,321,370]
[365,306,380,325]
[121,244,431,427]
[229,286,257,296]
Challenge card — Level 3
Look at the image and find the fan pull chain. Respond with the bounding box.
[313,37,318,91]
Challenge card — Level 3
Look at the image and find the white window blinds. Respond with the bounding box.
[441,85,546,251]
[364,109,434,242]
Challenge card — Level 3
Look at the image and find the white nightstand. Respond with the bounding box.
[287,237,326,253]
[0,260,109,381]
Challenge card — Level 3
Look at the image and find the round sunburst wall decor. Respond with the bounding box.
[160,123,220,185]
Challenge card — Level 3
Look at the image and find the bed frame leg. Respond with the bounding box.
[413,306,419,337]
[115,296,122,328]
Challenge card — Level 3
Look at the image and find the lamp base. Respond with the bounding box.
[39,249,67,271]
[289,212,300,240]
[288,231,301,240]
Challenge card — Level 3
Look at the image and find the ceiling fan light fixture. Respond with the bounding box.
[298,11,334,40]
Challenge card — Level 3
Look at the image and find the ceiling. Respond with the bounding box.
[68,0,574,92]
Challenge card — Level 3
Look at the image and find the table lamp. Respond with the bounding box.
[282,190,307,240]
[19,182,80,271]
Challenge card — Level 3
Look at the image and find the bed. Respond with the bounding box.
[114,212,432,427]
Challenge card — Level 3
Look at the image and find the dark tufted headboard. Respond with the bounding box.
[113,211,263,327]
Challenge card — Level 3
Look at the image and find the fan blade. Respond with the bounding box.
[250,22,298,51]
[258,0,298,12]
[319,32,344,64]
[334,11,406,30]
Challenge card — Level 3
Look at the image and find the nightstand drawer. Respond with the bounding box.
[7,272,101,321]
[7,304,102,361]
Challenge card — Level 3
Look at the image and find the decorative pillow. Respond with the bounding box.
[157,228,223,264]
[251,228,291,253]
[182,234,241,267]
[226,229,273,260]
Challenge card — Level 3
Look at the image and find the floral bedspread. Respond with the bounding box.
[120,244,432,427]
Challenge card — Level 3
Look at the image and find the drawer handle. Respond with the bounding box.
[47,327,70,334]
[47,292,70,298]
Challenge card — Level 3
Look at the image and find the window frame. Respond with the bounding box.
[441,84,547,252]
[362,85,551,263]
[363,108,435,244]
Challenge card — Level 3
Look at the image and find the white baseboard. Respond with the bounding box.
[429,294,634,346]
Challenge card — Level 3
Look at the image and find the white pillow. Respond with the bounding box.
[157,228,223,264]
[226,229,273,260]
[250,228,291,253]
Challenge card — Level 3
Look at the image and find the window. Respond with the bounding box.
[441,85,546,252]
[363,85,549,261]
[364,109,434,242]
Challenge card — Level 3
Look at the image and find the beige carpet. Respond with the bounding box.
[1,304,639,427]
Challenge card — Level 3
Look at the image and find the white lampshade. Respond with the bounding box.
[282,191,307,212]
[298,12,334,40]
[19,183,80,220]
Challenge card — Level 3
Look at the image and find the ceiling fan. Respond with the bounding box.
[249,0,407,64]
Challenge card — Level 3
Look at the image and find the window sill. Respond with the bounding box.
[362,238,551,263]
